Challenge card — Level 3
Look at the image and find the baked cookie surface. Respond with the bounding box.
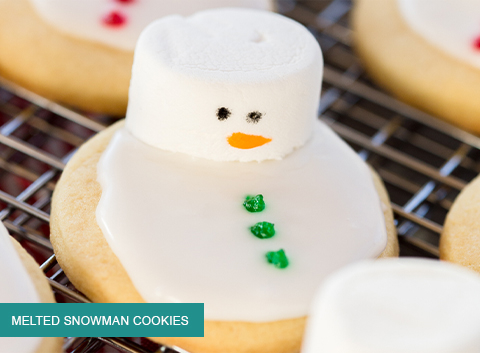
[51,120,398,353]
[352,0,480,134]
[440,175,480,273]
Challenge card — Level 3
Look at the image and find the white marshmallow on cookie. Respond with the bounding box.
[302,258,480,353]
[29,0,274,51]
[125,8,323,162]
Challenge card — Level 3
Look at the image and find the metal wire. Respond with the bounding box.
[2,0,480,352]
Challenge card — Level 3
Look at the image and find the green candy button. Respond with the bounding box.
[266,249,289,269]
[250,222,275,239]
[243,194,265,213]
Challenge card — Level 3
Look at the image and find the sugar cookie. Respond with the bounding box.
[440,174,480,273]
[352,0,480,133]
[51,9,398,353]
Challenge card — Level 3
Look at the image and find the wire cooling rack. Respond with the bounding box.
[1,0,480,352]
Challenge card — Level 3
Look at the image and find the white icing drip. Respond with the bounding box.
[0,222,41,353]
[398,0,480,69]
[28,0,274,51]
[302,259,480,353]
[96,121,387,322]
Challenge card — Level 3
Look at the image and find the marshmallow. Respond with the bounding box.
[302,259,480,353]
[29,0,274,51]
[125,8,323,162]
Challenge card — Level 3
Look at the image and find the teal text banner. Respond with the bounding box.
[0,303,204,337]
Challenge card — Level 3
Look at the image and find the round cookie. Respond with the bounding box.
[50,121,398,353]
[1,226,62,353]
[440,175,480,273]
[352,0,480,134]
[0,0,273,115]
[51,9,398,353]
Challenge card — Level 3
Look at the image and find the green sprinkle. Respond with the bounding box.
[266,249,289,269]
[250,222,275,239]
[243,194,266,212]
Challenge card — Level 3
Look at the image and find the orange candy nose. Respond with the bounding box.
[227,132,272,149]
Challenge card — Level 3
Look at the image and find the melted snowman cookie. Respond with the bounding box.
[352,0,480,133]
[0,0,273,115]
[51,8,398,353]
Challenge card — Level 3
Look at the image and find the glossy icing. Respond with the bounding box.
[302,259,480,353]
[28,0,274,51]
[398,0,480,69]
[96,121,387,321]
[0,222,41,353]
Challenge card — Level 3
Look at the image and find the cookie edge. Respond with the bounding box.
[9,238,63,353]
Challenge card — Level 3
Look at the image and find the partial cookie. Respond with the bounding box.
[440,175,480,273]
[0,222,62,353]
[0,0,273,115]
[51,9,398,353]
[0,0,132,115]
[352,0,480,133]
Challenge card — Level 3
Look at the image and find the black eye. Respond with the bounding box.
[217,107,231,121]
[246,111,263,124]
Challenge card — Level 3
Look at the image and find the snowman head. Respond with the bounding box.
[125,8,323,162]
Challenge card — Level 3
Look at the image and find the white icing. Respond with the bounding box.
[96,121,387,322]
[0,222,42,353]
[302,259,480,353]
[398,0,480,69]
[28,0,274,51]
[126,9,322,162]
